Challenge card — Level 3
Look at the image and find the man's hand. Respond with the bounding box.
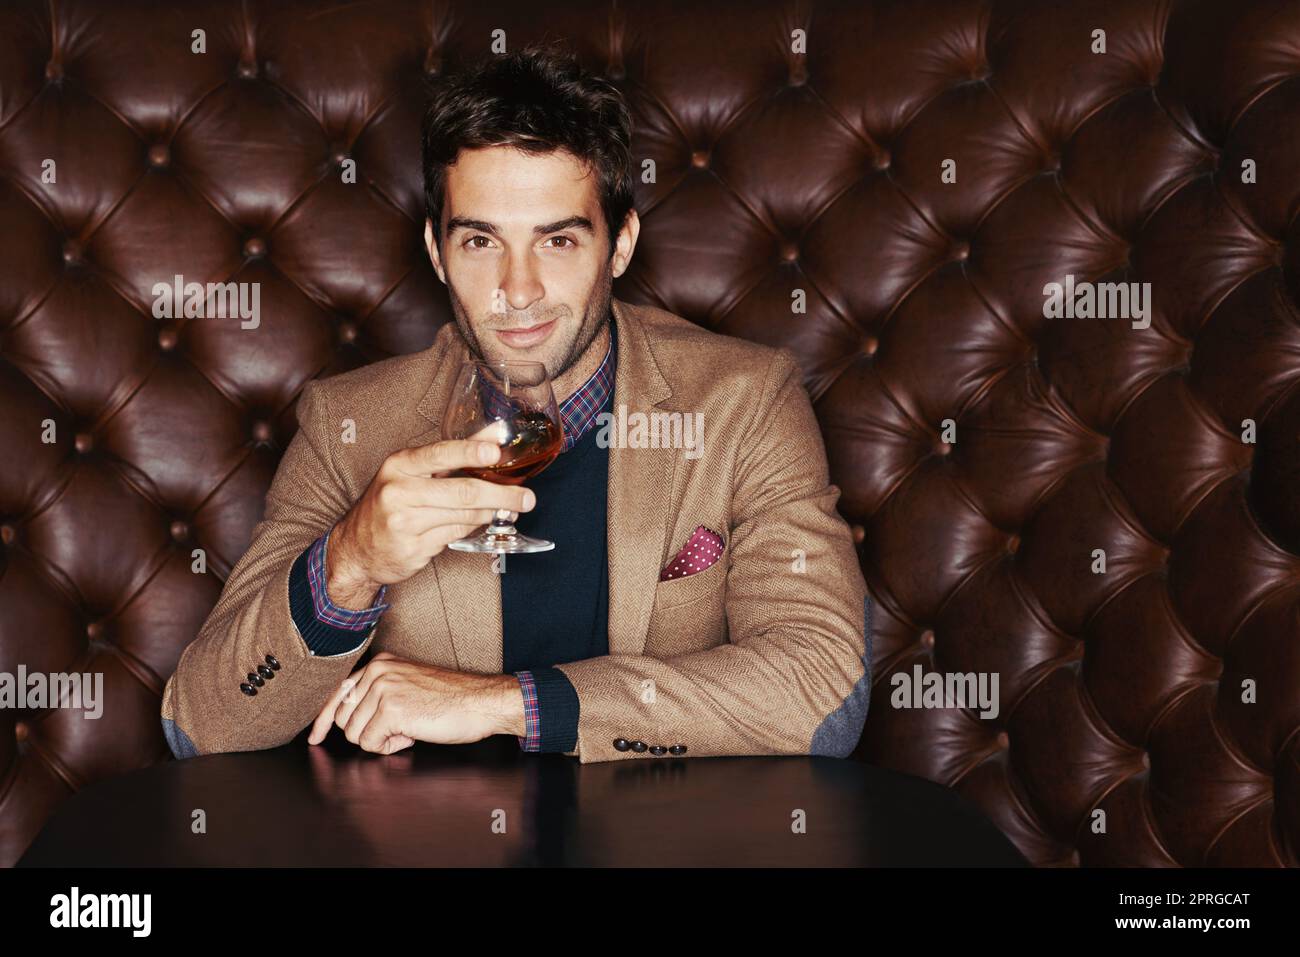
[324,435,537,609]
[307,652,525,753]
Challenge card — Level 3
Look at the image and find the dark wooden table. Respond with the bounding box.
[19,732,1027,867]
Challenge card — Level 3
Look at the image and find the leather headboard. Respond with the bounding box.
[1,0,1297,867]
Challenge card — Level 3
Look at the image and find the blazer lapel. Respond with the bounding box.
[407,298,677,673]
[605,298,676,658]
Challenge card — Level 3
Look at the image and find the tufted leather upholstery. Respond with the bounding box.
[1,0,1297,868]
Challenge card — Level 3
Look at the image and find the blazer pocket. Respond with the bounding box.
[652,552,727,610]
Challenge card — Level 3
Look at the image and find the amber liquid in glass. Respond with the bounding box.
[459,410,563,485]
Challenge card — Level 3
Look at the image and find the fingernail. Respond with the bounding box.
[522,490,536,509]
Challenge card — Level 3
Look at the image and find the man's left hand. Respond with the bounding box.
[307,651,524,753]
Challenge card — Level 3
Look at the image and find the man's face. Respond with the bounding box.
[425,145,636,380]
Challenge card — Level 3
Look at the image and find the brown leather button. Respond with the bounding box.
[15,721,28,742]
[157,326,178,350]
[86,621,103,640]
[613,738,630,752]
[243,237,266,258]
[920,629,935,649]
[62,239,82,263]
[0,524,15,545]
[996,731,1010,749]
[74,432,93,454]
[690,149,709,168]
[338,320,358,344]
[170,520,189,542]
[779,241,799,263]
[874,149,891,170]
[251,420,273,443]
[851,524,865,544]
[237,61,257,79]
[148,143,169,168]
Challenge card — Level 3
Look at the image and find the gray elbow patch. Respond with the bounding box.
[161,717,200,759]
[810,595,874,758]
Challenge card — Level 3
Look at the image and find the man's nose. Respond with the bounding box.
[497,249,544,312]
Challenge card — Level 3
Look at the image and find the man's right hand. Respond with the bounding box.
[323,438,535,609]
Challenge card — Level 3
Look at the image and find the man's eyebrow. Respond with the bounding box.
[444,215,596,236]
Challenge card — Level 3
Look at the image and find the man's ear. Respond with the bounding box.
[424,219,446,285]
[610,209,640,280]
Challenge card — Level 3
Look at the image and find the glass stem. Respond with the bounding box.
[488,509,517,537]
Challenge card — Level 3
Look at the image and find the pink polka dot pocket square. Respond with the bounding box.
[659,525,726,581]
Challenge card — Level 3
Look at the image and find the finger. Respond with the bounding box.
[308,674,359,744]
[334,655,402,729]
[402,506,499,535]
[399,435,502,477]
[357,700,399,753]
[415,476,536,513]
[332,663,381,731]
[414,523,490,553]
[380,734,415,754]
[342,683,383,747]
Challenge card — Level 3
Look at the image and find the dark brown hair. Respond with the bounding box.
[421,42,635,258]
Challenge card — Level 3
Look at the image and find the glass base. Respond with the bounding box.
[447,530,555,553]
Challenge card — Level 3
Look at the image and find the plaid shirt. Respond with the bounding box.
[300,320,617,750]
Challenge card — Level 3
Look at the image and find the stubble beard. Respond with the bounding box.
[446,265,613,381]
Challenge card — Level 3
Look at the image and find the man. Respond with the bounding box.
[160,44,872,763]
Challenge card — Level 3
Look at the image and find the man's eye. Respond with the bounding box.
[466,236,492,249]
[546,236,574,248]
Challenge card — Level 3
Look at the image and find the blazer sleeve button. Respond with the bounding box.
[247,672,264,687]
[649,745,667,755]
[256,664,275,679]
[239,682,258,696]
[265,654,281,670]
[669,745,687,755]
[613,738,631,751]
[630,740,648,753]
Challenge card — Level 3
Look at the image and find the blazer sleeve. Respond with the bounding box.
[553,350,873,763]
[159,379,378,757]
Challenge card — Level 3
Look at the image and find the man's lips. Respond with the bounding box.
[494,318,556,348]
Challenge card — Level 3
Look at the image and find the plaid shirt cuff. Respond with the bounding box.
[515,671,541,751]
[288,529,389,658]
[307,528,390,628]
[513,667,579,752]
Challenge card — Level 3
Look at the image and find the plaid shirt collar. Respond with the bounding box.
[557,316,616,452]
